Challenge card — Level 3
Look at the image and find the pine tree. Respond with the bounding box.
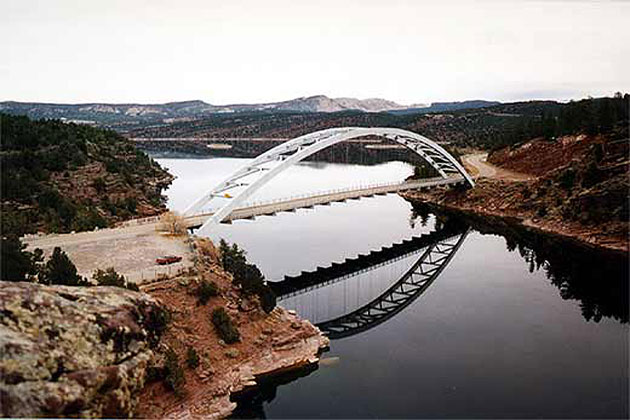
[40,247,87,286]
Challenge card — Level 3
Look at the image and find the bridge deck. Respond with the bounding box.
[185,176,464,228]
[23,176,463,284]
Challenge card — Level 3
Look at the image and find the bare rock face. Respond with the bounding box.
[0,282,167,418]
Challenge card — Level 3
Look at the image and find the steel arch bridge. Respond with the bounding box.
[184,127,475,234]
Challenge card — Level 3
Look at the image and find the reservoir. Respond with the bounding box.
[157,156,628,419]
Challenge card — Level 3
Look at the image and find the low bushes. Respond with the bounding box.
[185,346,200,369]
[164,348,185,396]
[93,267,140,291]
[195,279,218,305]
[211,307,240,344]
[144,306,171,348]
[218,239,276,313]
[158,211,187,236]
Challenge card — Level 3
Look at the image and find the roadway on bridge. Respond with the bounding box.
[24,176,464,284]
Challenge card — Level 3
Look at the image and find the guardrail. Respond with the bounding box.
[185,176,462,221]
[116,177,463,226]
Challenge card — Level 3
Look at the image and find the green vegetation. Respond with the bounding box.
[195,279,219,305]
[485,94,629,150]
[185,346,200,369]
[0,237,149,293]
[39,247,89,286]
[130,94,628,153]
[0,113,171,236]
[219,239,276,313]
[93,267,140,291]
[164,347,186,396]
[211,307,240,344]
[144,306,171,348]
[0,236,43,281]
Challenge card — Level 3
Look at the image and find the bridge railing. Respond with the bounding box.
[186,177,453,217]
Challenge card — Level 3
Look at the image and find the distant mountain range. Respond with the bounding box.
[0,96,500,127]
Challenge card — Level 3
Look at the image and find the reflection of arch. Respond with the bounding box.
[272,228,460,299]
[183,127,474,233]
[316,228,469,340]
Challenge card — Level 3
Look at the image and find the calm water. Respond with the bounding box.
[158,157,629,419]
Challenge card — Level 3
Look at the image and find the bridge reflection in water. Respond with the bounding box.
[270,224,469,340]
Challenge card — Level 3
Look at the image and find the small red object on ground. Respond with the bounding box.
[156,255,182,265]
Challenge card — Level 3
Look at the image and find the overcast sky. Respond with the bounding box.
[1,0,628,105]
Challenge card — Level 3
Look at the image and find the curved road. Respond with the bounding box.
[463,153,533,181]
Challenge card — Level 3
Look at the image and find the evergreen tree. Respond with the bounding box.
[0,236,43,281]
[39,247,87,286]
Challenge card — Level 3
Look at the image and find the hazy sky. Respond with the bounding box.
[1,0,628,105]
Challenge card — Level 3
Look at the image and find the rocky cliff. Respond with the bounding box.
[0,282,167,418]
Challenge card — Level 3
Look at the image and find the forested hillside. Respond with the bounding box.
[0,114,173,236]
[128,95,629,150]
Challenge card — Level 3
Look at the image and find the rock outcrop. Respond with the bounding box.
[0,282,167,418]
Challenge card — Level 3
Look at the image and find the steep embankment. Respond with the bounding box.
[0,236,329,418]
[136,238,328,418]
[404,134,629,252]
[0,114,173,236]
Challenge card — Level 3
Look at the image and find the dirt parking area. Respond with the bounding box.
[24,226,194,284]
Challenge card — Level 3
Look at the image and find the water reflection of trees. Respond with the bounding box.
[229,363,318,419]
[505,233,628,323]
[410,202,629,324]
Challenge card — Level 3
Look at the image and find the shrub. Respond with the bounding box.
[93,267,126,287]
[92,177,106,193]
[232,263,265,296]
[219,239,247,274]
[581,161,602,188]
[185,346,199,369]
[105,159,121,173]
[259,286,277,314]
[557,167,576,190]
[72,208,107,232]
[195,279,218,305]
[218,239,276,313]
[164,348,185,396]
[211,307,240,344]
[92,267,139,291]
[39,247,88,286]
[144,306,171,348]
[124,196,137,214]
[158,211,187,236]
[127,282,140,291]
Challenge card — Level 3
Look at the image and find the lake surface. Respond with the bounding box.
[157,157,629,419]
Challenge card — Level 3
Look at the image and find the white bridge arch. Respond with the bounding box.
[184,127,474,233]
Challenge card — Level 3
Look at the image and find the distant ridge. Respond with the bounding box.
[0,95,500,126]
[389,100,501,115]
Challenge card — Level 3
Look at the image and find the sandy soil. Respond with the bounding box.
[23,226,193,284]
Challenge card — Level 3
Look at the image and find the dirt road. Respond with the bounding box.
[463,153,534,181]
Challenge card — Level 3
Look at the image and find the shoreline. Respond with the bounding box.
[401,183,628,255]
